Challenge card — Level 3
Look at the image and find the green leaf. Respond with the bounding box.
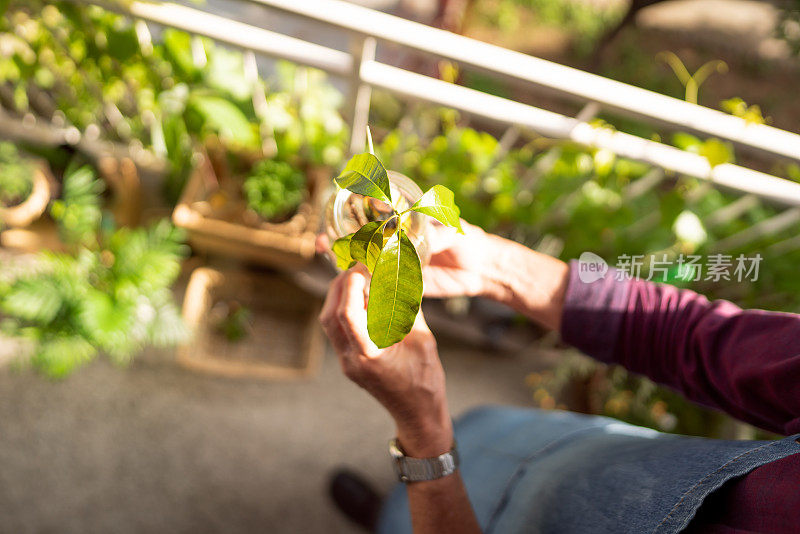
[204,46,251,101]
[34,336,97,379]
[350,220,389,272]
[332,233,356,270]
[367,229,422,348]
[410,184,463,232]
[163,29,198,81]
[1,278,64,324]
[187,94,259,149]
[334,153,391,203]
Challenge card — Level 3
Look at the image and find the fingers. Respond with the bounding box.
[315,233,331,255]
[427,221,457,255]
[319,272,350,355]
[336,267,378,357]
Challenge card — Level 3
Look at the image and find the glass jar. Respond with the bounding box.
[325,171,430,266]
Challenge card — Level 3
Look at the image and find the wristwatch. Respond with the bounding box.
[389,438,459,483]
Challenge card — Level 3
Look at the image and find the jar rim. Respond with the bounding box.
[330,171,425,239]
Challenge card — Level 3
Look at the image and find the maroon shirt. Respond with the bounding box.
[560,263,800,533]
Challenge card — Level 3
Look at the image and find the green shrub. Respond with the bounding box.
[0,162,188,377]
[243,159,306,221]
[0,142,34,208]
[49,161,104,247]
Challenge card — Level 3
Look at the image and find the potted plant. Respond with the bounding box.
[178,266,324,380]
[0,142,53,230]
[0,163,187,378]
[172,139,327,268]
[1,143,143,252]
[328,131,463,348]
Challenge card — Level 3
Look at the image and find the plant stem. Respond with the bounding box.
[366,125,375,155]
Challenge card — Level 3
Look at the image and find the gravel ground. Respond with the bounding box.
[0,339,541,533]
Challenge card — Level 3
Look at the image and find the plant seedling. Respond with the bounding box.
[331,128,463,349]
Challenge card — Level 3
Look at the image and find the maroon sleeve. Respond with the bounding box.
[560,260,800,435]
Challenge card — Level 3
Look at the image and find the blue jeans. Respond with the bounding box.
[378,406,800,534]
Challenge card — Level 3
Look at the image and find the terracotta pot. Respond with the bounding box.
[1,155,143,252]
[0,160,53,228]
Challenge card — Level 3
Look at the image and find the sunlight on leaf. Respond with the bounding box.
[410,184,463,233]
[367,229,422,348]
[332,233,356,270]
[334,153,391,203]
[350,220,389,272]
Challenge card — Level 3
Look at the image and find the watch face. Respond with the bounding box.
[388,439,404,459]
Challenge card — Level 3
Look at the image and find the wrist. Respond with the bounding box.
[478,234,515,302]
[481,234,570,331]
[395,410,454,457]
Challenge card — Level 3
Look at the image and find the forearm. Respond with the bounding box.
[481,234,570,331]
[396,421,481,534]
[615,278,800,435]
[556,261,800,435]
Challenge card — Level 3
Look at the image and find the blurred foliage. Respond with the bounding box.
[0,161,188,378]
[243,158,305,221]
[470,0,625,54]
[776,0,800,57]
[0,1,347,203]
[721,97,769,125]
[49,161,104,246]
[0,1,349,377]
[213,302,252,343]
[374,101,800,437]
[0,0,797,432]
[0,141,34,207]
[657,52,727,105]
[525,352,732,437]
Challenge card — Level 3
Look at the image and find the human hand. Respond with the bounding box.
[315,220,499,300]
[424,220,503,300]
[319,266,453,456]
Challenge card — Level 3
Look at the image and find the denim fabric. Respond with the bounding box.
[377,406,800,534]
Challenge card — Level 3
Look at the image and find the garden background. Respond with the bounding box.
[1,0,799,531]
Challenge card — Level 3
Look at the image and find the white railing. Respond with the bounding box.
[96,0,800,211]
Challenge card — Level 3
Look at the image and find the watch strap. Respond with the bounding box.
[389,439,459,483]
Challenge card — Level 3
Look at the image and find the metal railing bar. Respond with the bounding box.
[362,61,575,137]
[348,37,377,155]
[244,0,800,162]
[0,111,164,171]
[624,168,666,201]
[705,194,760,229]
[710,165,800,207]
[713,208,800,252]
[360,61,800,206]
[575,102,601,123]
[765,234,800,256]
[518,146,562,192]
[68,0,800,208]
[115,1,353,76]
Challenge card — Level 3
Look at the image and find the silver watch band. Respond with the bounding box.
[389,439,459,483]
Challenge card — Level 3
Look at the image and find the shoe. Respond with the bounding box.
[329,468,383,531]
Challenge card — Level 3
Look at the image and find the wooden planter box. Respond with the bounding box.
[172,150,326,269]
[178,267,324,380]
[0,155,142,252]
[96,155,142,228]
